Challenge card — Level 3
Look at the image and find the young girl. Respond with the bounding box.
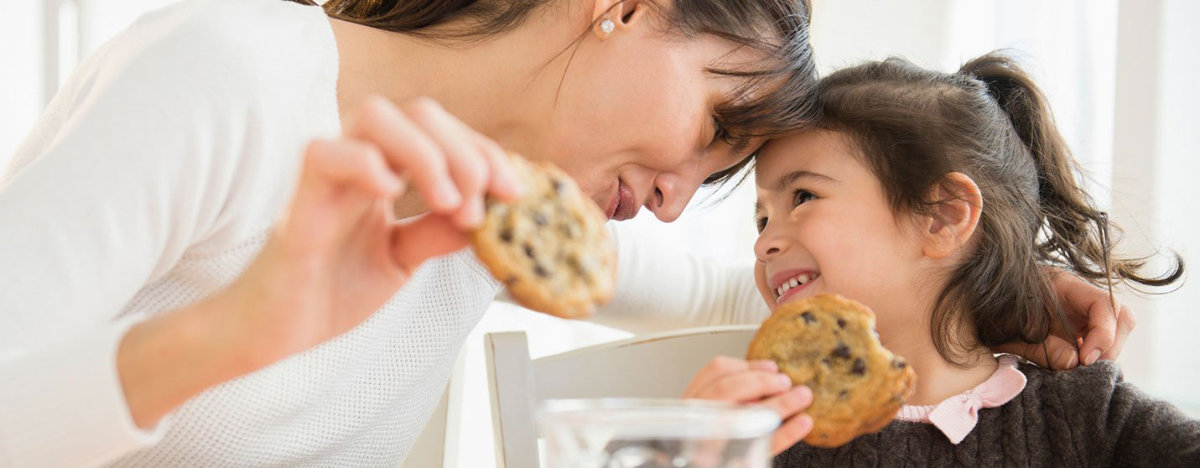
[750,54,1198,465]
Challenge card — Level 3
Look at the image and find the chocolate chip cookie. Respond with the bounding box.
[747,294,916,448]
[470,153,616,319]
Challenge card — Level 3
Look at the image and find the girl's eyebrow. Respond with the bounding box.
[771,170,838,191]
[755,169,839,212]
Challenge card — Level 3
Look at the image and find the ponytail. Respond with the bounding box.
[959,53,1183,290]
[813,53,1182,365]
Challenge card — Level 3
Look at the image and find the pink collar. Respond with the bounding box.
[894,354,1026,444]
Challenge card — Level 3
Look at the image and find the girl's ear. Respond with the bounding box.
[921,172,983,260]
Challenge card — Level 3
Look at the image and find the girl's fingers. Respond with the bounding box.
[691,369,794,403]
[684,356,754,397]
[345,96,462,213]
[770,413,814,456]
[756,386,812,421]
[685,357,789,401]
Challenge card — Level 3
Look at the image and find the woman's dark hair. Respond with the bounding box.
[813,53,1183,364]
[284,0,820,186]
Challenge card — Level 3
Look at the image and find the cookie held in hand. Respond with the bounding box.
[469,153,616,319]
[747,294,917,447]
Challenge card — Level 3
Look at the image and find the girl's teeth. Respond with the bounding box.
[776,273,819,298]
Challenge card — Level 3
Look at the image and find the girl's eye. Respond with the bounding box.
[793,190,817,206]
[755,216,768,233]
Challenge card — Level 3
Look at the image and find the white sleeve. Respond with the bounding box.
[590,225,771,334]
[0,16,258,466]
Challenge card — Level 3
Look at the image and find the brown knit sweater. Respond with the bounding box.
[775,360,1200,467]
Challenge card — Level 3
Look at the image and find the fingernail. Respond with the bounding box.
[777,374,793,387]
[1084,349,1102,366]
[436,181,462,209]
[1053,348,1079,369]
[759,360,779,372]
[384,175,404,195]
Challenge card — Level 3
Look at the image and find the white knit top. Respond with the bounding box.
[0,0,503,465]
[0,0,768,466]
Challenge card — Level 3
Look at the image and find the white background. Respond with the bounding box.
[2,0,1197,465]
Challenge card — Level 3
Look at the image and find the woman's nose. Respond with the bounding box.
[645,173,700,223]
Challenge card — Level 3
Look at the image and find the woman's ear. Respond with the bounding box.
[921,172,983,260]
[591,0,644,38]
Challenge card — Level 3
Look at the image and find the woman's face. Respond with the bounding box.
[534,7,770,223]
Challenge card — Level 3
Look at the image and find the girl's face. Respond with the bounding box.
[753,130,930,335]
[534,6,770,223]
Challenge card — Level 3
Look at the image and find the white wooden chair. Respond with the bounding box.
[485,325,760,468]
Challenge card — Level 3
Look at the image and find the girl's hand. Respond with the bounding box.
[682,356,814,455]
[221,95,521,366]
[994,268,1136,370]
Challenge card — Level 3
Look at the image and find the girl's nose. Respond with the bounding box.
[754,224,788,260]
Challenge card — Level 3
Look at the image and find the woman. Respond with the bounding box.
[0,0,1131,465]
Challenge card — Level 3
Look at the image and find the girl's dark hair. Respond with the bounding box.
[814,53,1183,363]
[284,0,820,186]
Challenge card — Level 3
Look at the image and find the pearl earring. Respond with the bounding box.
[599,18,615,35]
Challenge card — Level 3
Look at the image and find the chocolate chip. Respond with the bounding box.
[831,344,851,359]
[500,229,513,243]
[893,359,907,369]
[552,178,566,194]
[534,264,549,278]
[838,390,849,399]
[837,318,847,329]
[523,244,535,258]
[851,358,866,376]
[533,212,548,226]
[800,311,817,324]
[821,358,831,367]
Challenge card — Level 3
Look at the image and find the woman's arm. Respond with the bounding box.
[589,225,769,334]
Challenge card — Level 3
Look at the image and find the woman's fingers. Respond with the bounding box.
[346,96,463,213]
[301,138,403,198]
[994,334,1079,370]
[470,128,523,202]
[1100,304,1136,361]
[1051,270,1125,365]
[389,214,471,276]
[997,268,1138,368]
[285,138,403,256]
[401,97,492,228]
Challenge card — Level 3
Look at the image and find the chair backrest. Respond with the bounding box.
[485,325,759,468]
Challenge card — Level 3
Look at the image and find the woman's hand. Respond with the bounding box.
[683,356,814,455]
[995,268,1136,370]
[230,95,522,363]
[119,96,520,427]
